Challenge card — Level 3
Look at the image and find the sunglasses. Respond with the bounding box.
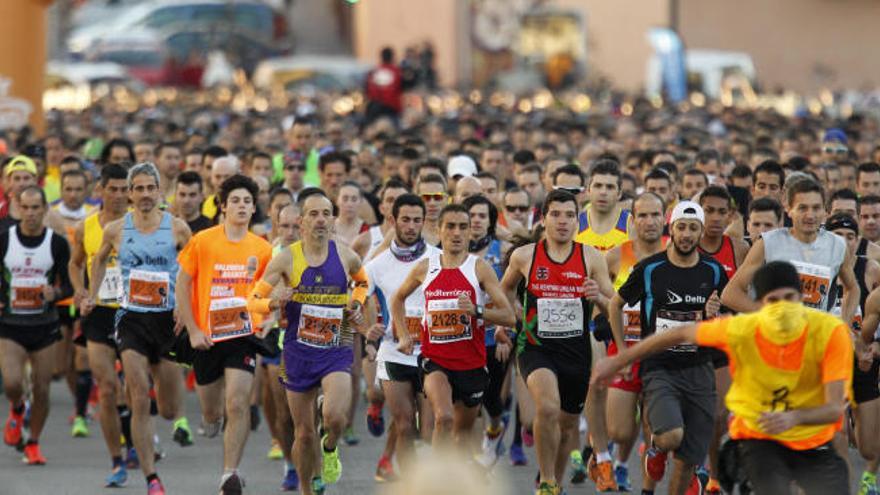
[421,192,447,202]
[553,185,585,195]
[285,165,306,172]
[505,205,530,213]
[823,146,848,155]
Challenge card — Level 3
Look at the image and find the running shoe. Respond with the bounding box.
[342,426,359,446]
[860,472,880,495]
[71,415,90,438]
[199,419,222,439]
[172,417,193,446]
[535,481,560,495]
[587,453,598,482]
[366,402,385,437]
[267,439,283,460]
[375,454,397,482]
[684,473,702,495]
[147,479,165,495]
[569,450,587,484]
[593,459,618,492]
[476,427,506,467]
[311,476,326,494]
[705,477,722,495]
[23,442,46,465]
[644,447,668,482]
[521,426,534,447]
[105,465,128,487]
[510,442,528,466]
[125,447,139,469]
[3,406,24,447]
[220,472,244,495]
[614,464,632,492]
[321,434,342,484]
[281,468,299,491]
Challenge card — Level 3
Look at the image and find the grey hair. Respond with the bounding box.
[128,162,161,188]
[212,155,241,173]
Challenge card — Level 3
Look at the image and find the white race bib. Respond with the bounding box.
[98,266,122,305]
[208,297,252,342]
[655,309,701,352]
[536,298,584,339]
[297,304,343,349]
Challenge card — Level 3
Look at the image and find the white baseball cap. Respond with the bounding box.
[447,155,478,179]
[669,200,705,225]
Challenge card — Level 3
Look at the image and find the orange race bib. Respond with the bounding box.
[790,261,831,309]
[623,302,642,342]
[393,307,424,343]
[297,305,343,349]
[209,297,252,342]
[10,276,46,314]
[128,269,170,308]
[427,298,472,344]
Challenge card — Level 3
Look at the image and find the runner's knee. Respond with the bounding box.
[653,428,684,452]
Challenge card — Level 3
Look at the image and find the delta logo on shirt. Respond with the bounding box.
[666,290,706,305]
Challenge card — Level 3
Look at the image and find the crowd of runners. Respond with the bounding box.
[0,80,879,495]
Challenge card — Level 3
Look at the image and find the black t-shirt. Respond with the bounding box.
[187,215,214,234]
[618,251,728,372]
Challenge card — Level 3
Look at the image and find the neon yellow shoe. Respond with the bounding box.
[267,439,283,460]
[321,434,342,484]
[71,416,89,438]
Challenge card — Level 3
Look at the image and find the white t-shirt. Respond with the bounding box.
[365,243,440,368]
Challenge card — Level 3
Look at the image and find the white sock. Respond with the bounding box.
[596,451,612,463]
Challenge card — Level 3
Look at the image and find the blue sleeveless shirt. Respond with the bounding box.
[118,212,178,312]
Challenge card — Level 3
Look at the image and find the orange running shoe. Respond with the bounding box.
[705,477,722,494]
[4,406,24,447]
[23,442,47,465]
[374,455,397,482]
[594,460,618,492]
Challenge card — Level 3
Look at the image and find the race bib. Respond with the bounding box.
[623,302,642,342]
[393,307,424,343]
[128,269,170,308]
[655,309,701,352]
[98,266,122,305]
[297,305,343,349]
[427,298,472,344]
[536,298,584,338]
[790,261,831,309]
[10,276,46,314]
[208,297,252,342]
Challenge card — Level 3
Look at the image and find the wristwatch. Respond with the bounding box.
[475,304,484,319]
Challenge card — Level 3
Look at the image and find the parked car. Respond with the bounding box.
[85,30,177,86]
[253,56,371,92]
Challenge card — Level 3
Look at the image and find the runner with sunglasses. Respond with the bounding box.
[416,174,448,247]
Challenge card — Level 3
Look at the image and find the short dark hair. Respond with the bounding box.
[418,173,447,188]
[683,167,708,183]
[202,145,228,162]
[474,171,498,185]
[518,163,543,177]
[392,193,426,219]
[319,151,352,173]
[101,138,134,164]
[462,195,498,237]
[219,174,259,207]
[18,185,47,206]
[730,165,753,180]
[695,149,720,165]
[860,194,880,212]
[380,178,410,200]
[380,46,394,63]
[857,162,880,183]
[61,169,88,187]
[503,187,530,205]
[176,170,203,191]
[749,196,783,221]
[156,142,181,157]
[754,160,785,186]
[786,178,824,208]
[553,164,586,187]
[699,185,732,207]
[100,164,129,187]
[541,189,578,216]
[269,187,294,205]
[589,159,621,188]
[416,158,445,177]
[655,161,678,178]
[644,168,672,185]
[339,180,363,197]
[830,188,858,209]
[512,149,536,166]
[439,203,470,223]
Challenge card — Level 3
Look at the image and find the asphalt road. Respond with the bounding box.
[0,380,866,494]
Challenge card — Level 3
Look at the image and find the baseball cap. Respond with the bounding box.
[5,155,38,177]
[822,128,848,145]
[669,200,704,225]
[447,155,478,179]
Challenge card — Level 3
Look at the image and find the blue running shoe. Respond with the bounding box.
[509,442,527,466]
[105,465,128,487]
[366,402,385,437]
[614,464,631,492]
[125,447,139,470]
[281,468,299,491]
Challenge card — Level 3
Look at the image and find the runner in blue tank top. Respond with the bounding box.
[87,163,193,495]
[248,191,371,495]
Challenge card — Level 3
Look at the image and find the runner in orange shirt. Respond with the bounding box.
[594,260,852,495]
[175,174,273,495]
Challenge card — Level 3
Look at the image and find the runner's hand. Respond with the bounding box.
[188,328,213,351]
[269,287,294,311]
[582,279,600,301]
[858,348,874,372]
[365,342,378,362]
[74,289,89,308]
[397,334,414,355]
[367,323,385,341]
[590,356,622,387]
[871,342,880,359]
[80,297,95,316]
[346,301,364,326]
[758,410,798,434]
[173,309,184,335]
[495,341,511,362]
[457,294,475,315]
[42,285,56,304]
[705,290,721,318]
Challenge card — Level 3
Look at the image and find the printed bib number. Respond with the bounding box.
[98,266,122,305]
[790,261,831,308]
[623,302,642,342]
[655,310,701,352]
[393,307,423,343]
[128,269,170,308]
[427,298,472,344]
[209,297,252,342]
[10,276,46,314]
[536,298,584,339]
[297,305,343,349]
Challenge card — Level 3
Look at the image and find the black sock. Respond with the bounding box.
[12,402,25,415]
[26,439,37,446]
[512,407,523,446]
[112,456,123,468]
[323,440,335,453]
[146,473,159,484]
[641,491,654,495]
[149,397,158,416]
[75,370,93,417]
[118,405,133,449]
